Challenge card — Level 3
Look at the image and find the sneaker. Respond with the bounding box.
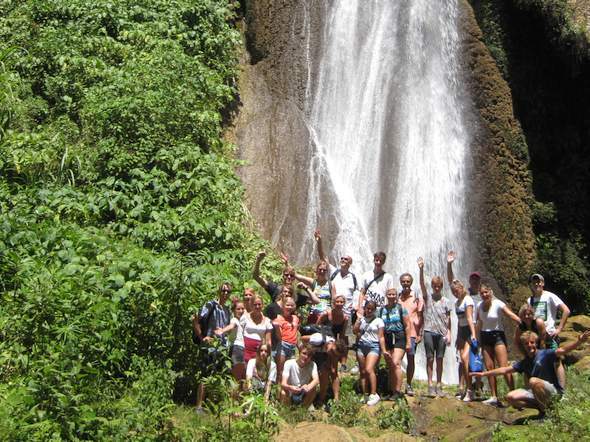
[463,389,474,402]
[367,393,381,406]
[427,386,436,398]
[195,406,206,415]
[483,396,501,407]
[455,390,463,400]
[307,404,316,412]
[391,391,406,402]
[360,395,368,404]
[405,384,414,397]
[436,386,446,397]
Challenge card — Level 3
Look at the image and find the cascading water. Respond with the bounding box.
[300,1,475,383]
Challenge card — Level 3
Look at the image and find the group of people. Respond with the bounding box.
[193,230,588,417]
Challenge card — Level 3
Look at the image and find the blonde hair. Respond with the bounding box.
[520,330,539,347]
[518,303,535,320]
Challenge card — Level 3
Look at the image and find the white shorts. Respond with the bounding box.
[519,380,559,401]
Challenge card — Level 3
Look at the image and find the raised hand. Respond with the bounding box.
[280,252,289,266]
[314,229,321,241]
[417,257,424,269]
[256,250,266,261]
[578,330,590,343]
[447,250,456,264]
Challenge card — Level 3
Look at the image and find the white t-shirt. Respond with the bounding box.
[358,316,385,345]
[246,358,277,383]
[477,299,506,331]
[282,359,318,387]
[455,295,475,327]
[232,316,245,347]
[528,290,565,334]
[329,264,359,314]
[242,315,273,342]
[360,270,394,307]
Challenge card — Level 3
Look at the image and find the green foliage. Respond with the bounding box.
[199,394,280,442]
[0,0,276,439]
[375,399,415,433]
[328,390,369,427]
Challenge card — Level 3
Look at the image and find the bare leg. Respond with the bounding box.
[357,353,368,394]
[506,388,543,411]
[460,342,472,393]
[302,388,317,407]
[406,353,415,388]
[318,369,330,403]
[365,353,380,395]
[426,357,434,386]
[279,388,291,405]
[392,348,406,393]
[495,343,514,391]
[276,354,286,386]
[435,357,444,384]
[196,383,205,408]
[330,355,341,401]
[482,345,497,397]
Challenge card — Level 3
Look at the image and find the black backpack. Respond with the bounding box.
[192,301,216,345]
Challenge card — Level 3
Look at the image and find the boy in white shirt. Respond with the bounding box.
[280,344,319,407]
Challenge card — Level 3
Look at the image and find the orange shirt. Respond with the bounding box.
[272,314,299,344]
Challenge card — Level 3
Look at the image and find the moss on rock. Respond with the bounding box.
[459,0,537,296]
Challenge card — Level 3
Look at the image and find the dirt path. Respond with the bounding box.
[276,394,538,441]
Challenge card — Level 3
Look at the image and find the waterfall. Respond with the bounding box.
[300,1,475,384]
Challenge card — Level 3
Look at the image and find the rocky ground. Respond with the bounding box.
[276,315,590,441]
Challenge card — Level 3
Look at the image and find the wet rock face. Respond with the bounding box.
[235,0,536,295]
[234,0,322,255]
[456,0,536,294]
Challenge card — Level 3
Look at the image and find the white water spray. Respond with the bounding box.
[301,1,475,383]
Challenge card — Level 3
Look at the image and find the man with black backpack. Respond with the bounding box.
[192,282,232,414]
[314,230,359,370]
[314,230,359,321]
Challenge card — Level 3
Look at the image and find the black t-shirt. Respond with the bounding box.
[265,281,308,308]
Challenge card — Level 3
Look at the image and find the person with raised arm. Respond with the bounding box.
[447,250,482,397]
[527,273,570,349]
[475,283,521,407]
[252,251,307,309]
[379,288,412,400]
[358,252,395,311]
[471,330,590,417]
[447,250,482,300]
[399,272,423,396]
[294,260,332,324]
[418,257,451,397]
[314,230,359,356]
[451,278,478,402]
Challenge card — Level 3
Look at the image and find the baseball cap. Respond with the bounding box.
[529,273,544,283]
[469,271,481,279]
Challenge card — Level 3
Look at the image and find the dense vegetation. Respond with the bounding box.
[470,0,590,312]
[0,0,279,438]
